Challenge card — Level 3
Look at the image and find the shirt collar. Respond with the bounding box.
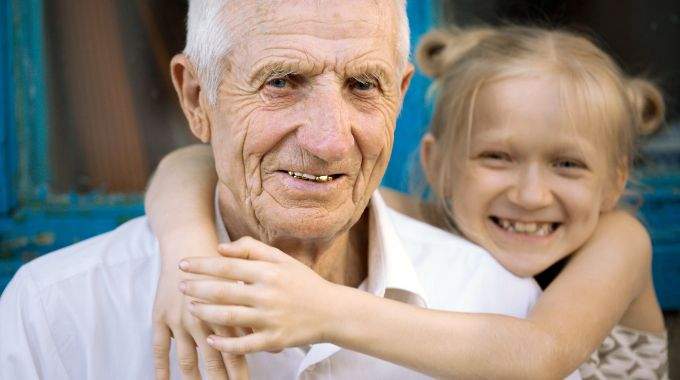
[214,188,231,244]
[214,188,427,307]
[364,191,428,307]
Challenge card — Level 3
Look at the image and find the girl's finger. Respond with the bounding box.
[152,322,172,380]
[207,332,275,355]
[217,236,288,263]
[189,303,263,328]
[180,280,258,306]
[174,330,201,380]
[179,257,267,283]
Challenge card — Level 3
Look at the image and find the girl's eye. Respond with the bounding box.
[479,151,511,161]
[554,158,587,170]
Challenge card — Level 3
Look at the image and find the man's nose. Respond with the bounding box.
[296,89,354,162]
[507,165,554,210]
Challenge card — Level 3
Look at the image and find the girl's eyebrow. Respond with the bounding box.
[549,141,596,162]
[471,128,598,157]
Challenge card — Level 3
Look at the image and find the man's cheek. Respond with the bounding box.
[243,110,300,153]
[352,114,393,158]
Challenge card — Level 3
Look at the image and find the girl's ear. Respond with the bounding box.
[420,133,439,188]
[602,166,628,211]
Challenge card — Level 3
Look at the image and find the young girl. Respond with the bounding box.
[147,26,668,379]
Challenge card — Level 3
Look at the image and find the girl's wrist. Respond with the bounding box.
[319,284,363,346]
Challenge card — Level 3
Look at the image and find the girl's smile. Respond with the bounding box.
[428,74,622,277]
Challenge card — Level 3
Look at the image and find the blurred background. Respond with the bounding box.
[1,0,679,374]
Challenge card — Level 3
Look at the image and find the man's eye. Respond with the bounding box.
[349,78,377,92]
[266,77,290,89]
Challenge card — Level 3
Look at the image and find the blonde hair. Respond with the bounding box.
[414,25,665,230]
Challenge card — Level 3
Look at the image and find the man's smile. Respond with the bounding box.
[268,170,350,200]
[286,171,336,183]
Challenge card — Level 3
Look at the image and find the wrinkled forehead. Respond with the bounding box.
[222,0,399,60]
[254,1,392,35]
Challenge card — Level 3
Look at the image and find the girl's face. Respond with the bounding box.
[423,75,623,277]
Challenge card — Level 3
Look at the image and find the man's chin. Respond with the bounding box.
[256,210,356,244]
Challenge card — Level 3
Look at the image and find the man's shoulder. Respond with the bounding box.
[387,208,541,317]
[10,216,158,292]
[387,207,504,268]
[0,216,160,379]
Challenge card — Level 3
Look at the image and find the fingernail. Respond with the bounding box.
[178,281,186,292]
[206,336,215,345]
[178,260,189,271]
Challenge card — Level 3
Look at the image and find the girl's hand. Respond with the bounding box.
[178,236,340,354]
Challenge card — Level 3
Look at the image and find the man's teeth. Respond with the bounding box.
[496,218,555,236]
[287,171,334,183]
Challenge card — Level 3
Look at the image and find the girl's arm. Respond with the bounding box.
[335,210,656,378]
[146,144,217,245]
[145,144,249,380]
[180,210,657,379]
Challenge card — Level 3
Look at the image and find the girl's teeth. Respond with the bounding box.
[497,218,554,236]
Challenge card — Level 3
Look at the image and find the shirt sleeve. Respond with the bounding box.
[0,268,69,379]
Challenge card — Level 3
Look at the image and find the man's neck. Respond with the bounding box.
[217,188,369,288]
[300,213,368,288]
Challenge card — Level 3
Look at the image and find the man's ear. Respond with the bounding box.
[394,63,415,115]
[399,63,415,99]
[420,132,438,188]
[171,54,211,143]
[602,166,629,211]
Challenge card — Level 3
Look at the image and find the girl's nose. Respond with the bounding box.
[507,165,554,210]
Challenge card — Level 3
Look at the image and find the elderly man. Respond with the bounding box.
[0,1,540,379]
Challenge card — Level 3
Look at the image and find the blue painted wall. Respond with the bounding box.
[383,0,435,192]
[0,0,145,291]
[0,0,17,214]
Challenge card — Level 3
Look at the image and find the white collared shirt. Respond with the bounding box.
[0,192,545,379]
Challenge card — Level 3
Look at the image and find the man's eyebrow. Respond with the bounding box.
[249,60,310,86]
[346,64,393,86]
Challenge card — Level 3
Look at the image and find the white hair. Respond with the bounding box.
[184,0,411,105]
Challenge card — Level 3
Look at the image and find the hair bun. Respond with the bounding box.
[627,78,665,135]
[416,27,494,79]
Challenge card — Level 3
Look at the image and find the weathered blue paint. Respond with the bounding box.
[12,0,49,201]
[0,0,9,212]
[383,0,435,192]
[0,0,17,213]
[0,0,146,292]
[638,171,680,309]
[651,245,680,309]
